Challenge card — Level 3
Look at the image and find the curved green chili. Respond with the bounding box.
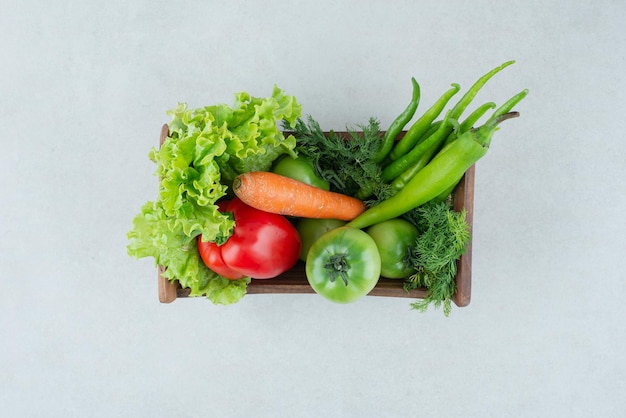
[433,179,460,203]
[392,102,496,194]
[441,101,497,149]
[419,119,444,140]
[459,101,497,132]
[347,113,519,230]
[388,83,460,161]
[389,136,445,194]
[373,77,420,163]
[381,112,456,183]
[435,90,529,202]
[484,88,529,125]
[448,60,515,121]
[387,60,515,164]
[413,61,517,163]
[379,120,443,168]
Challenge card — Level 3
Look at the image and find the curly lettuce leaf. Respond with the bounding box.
[127,200,250,303]
[128,86,300,305]
[217,85,302,179]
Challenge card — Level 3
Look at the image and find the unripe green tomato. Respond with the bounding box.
[306,227,381,304]
[366,218,419,279]
[296,218,347,261]
[272,155,330,190]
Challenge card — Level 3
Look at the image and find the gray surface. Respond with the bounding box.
[2,1,625,417]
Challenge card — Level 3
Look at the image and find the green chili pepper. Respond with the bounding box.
[388,83,460,161]
[448,60,515,121]
[391,102,495,195]
[373,77,420,163]
[379,120,443,168]
[381,111,456,183]
[419,119,444,140]
[440,101,496,150]
[347,113,519,230]
[387,60,515,165]
[386,62,518,199]
[435,90,529,202]
[390,60,516,166]
[432,176,461,203]
[389,138,444,194]
[459,101,497,132]
[484,88,529,126]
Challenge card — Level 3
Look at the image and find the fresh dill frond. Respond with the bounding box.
[286,115,389,201]
[403,200,471,317]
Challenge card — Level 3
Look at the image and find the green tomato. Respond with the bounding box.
[306,227,381,303]
[366,218,419,279]
[272,155,330,190]
[296,218,347,261]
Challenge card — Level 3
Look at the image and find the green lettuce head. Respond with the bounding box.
[128,86,302,304]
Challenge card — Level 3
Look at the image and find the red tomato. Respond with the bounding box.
[196,239,246,280]
[198,198,301,279]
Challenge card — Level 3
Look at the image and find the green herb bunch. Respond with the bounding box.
[286,115,393,202]
[403,200,471,316]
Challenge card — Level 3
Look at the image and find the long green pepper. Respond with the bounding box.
[381,119,445,193]
[389,138,445,194]
[388,83,460,161]
[387,60,515,164]
[447,60,515,121]
[434,90,529,201]
[373,77,420,163]
[381,111,456,182]
[391,102,496,195]
[459,101,497,132]
[398,60,517,164]
[484,88,529,126]
[347,113,519,230]
[389,65,523,201]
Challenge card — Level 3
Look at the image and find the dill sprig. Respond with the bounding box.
[402,200,471,316]
[286,115,392,202]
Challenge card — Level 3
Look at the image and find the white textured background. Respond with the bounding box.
[2,1,625,417]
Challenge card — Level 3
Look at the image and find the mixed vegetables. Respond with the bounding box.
[127,62,527,315]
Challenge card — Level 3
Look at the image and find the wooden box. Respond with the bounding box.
[156,124,475,307]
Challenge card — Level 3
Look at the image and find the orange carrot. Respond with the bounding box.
[232,171,367,221]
